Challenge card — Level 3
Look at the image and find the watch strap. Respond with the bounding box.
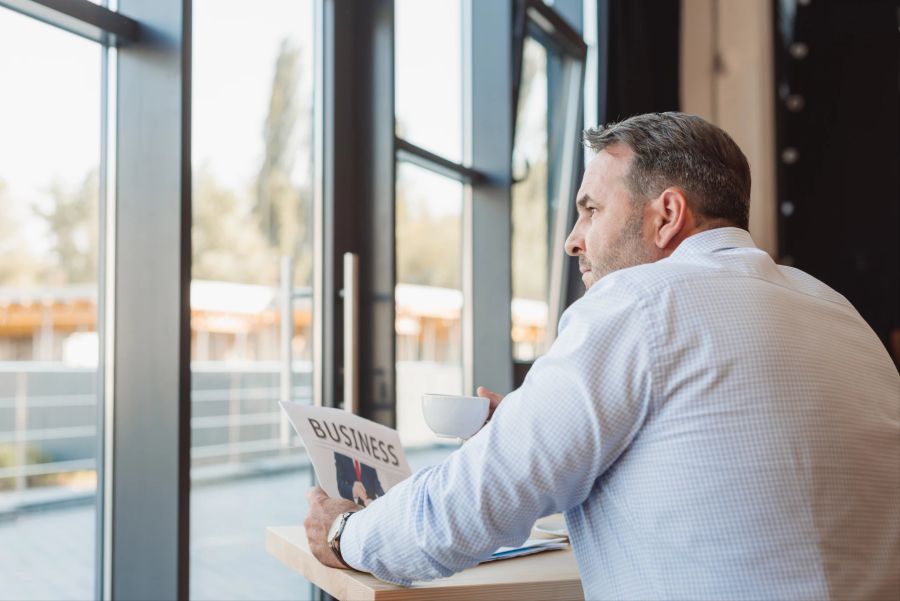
[328,511,355,569]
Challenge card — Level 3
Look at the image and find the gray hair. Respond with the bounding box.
[582,112,751,230]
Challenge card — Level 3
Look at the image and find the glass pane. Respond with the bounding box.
[191,1,315,599]
[0,8,103,601]
[395,163,464,454]
[511,38,551,362]
[395,0,463,162]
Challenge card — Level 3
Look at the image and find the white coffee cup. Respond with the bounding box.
[421,393,490,439]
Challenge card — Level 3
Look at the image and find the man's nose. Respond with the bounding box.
[565,225,583,257]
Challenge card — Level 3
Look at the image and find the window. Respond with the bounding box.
[0,7,104,599]
[394,0,466,454]
[190,0,316,598]
[0,0,589,597]
[395,163,464,448]
[512,37,551,361]
[394,0,463,163]
[511,0,586,363]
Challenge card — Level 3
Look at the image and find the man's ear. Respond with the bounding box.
[651,187,689,250]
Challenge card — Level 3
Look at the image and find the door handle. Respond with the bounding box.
[343,253,359,414]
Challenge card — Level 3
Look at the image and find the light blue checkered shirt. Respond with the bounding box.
[341,227,900,600]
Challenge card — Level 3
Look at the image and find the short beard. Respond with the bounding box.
[589,206,656,284]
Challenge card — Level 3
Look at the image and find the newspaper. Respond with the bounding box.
[280,400,569,562]
[280,401,411,507]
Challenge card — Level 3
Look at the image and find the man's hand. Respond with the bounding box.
[304,486,361,569]
[476,386,505,420]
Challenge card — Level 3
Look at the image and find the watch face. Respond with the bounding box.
[327,512,345,544]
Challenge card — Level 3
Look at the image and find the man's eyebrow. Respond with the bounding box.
[576,195,592,209]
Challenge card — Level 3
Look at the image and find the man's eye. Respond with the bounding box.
[589,207,599,215]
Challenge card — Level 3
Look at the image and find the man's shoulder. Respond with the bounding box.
[774,264,855,308]
[595,251,852,308]
[589,257,703,298]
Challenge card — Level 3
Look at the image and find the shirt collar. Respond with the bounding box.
[670,227,757,259]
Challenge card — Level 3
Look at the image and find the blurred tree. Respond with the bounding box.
[192,165,277,285]
[256,38,313,286]
[511,159,548,300]
[32,170,99,286]
[511,38,550,301]
[0,179,43,287]
[396,186,461,289]
[193,37,314,287]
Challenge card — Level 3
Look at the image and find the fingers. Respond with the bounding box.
[306,485,328,505]
[477,386,504,417]
[476,386,503,403]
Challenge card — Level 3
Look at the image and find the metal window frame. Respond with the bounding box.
[390,0,586,396]
[0,2,188,599]
[1,1,586,599]
[462,0,515,396]
[97,34,117,601]
[321,0,396,428]
[0,0,139,45]
[108,0,191,599]
[392,0,513,398]
[511,0,586,362]
[395,137,486,185]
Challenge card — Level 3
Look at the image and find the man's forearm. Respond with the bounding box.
[338,465,468,585]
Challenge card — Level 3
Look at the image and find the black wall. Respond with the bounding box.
[603,0,681,121]
[774,0,900,361]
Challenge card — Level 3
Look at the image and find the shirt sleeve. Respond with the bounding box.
[340,280,655,585]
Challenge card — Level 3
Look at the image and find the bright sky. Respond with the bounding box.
[395,0,461,163]
[192,0,315,191]
[0,0,464,220]
[0,0,563,258]
[0,9,101,200]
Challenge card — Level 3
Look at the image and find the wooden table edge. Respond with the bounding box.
[266,525,584,601]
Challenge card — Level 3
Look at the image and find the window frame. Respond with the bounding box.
[510,0,587,365]
[0,1,189,599]
[0,1,591,599]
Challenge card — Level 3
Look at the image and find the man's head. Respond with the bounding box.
[565,112,751,288]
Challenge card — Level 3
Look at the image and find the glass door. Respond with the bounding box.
[190,1,317,598]
[0,8,105,599]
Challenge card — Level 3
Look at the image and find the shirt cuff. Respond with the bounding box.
[338,510,365,572]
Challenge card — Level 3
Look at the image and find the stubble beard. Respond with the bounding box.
[585,209,656,288]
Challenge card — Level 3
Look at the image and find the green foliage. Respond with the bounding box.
[255,38,313,286]
[0,443,53,491]
[193,37,313,288]
[34,170,99,286]
[512,158,549,300]
[257,39,302,252]
[510,38,551,301]
[192,166,278,285]
[396,188,461,289]
[2,35,550,301]
[0,171,99,288]
[0,180,44,287]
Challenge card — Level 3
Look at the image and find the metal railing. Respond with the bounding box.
[0,362,313,494]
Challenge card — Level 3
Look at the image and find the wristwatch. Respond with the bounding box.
[326,511,356,569]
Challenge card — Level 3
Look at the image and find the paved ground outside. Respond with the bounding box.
[0,446,454,601]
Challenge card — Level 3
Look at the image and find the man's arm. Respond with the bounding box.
[333,282,654,584]
[304,487,362,569]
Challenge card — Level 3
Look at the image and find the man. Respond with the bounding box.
[304,113,900,599]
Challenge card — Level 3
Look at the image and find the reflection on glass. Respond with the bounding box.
[395,0,462,162]
[511,38,551,361]
[395,162,464,449]
[191,1,315,598]
[0,8,102,600]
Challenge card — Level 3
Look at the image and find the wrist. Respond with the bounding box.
[327,511,357,569]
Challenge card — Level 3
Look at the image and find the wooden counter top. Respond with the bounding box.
[266,525,583,601]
